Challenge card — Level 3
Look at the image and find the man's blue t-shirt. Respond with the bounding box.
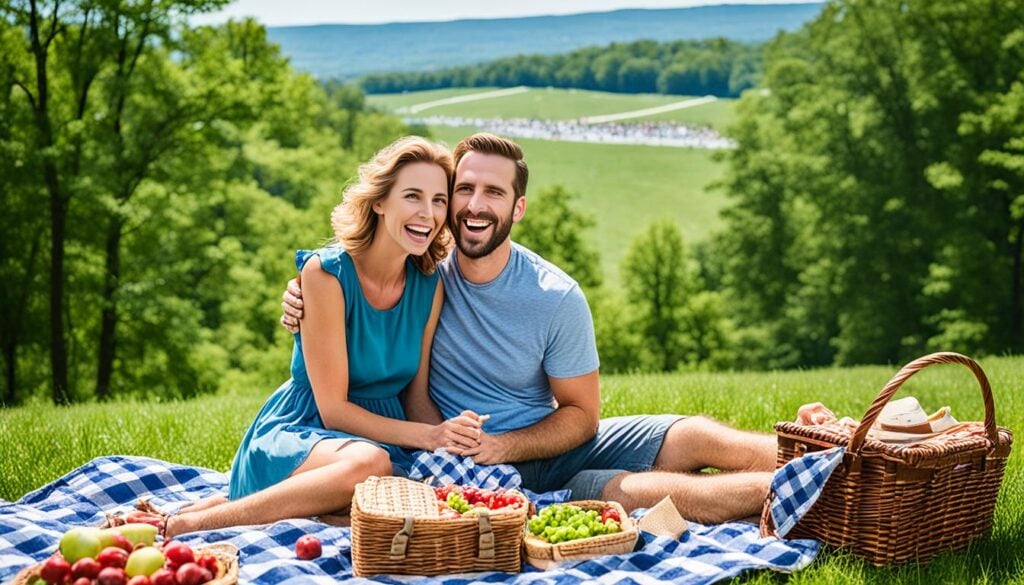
[429,243,600,434]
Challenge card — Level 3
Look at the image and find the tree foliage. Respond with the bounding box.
[0,3,411,404]
[713,0,1024,367]
[359,38,763,98]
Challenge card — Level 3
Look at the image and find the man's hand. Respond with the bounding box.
[427,411,484,452]
[461,428,509,465]
[280,277,304,334]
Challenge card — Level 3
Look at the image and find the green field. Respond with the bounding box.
[368,87,737,131]
[429,125,725,287]
[2,357,1022,583]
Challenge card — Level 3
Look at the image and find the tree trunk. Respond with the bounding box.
[28,0,70,405]
[95,220,123,400]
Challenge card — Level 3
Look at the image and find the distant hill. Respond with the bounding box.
[266,3,823,79]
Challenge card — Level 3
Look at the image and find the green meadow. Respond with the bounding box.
[2,357,1021,583]
[429,125,726,287]
[368,87,737,131]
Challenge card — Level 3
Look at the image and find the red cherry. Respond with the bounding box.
[196,554,218,576]
[127,576,153,585]
[71,557,102,580]
[71,578,92,585]
[295,534,322,560]
[40,554,72,584]
[112,534,134,552]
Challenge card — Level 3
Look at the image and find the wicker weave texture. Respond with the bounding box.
[761,352,1013,566]
[351,477,528,576]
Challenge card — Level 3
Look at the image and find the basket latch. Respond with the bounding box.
[476,510,495,559]
[389,516,414,560]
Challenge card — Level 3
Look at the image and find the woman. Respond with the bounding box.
[163,136,482,537]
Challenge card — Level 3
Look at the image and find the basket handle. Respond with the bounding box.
[847,352,999,455]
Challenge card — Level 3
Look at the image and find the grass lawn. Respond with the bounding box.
[428,125,726,288]
[2,356,1022,582]
[368,87,737,132]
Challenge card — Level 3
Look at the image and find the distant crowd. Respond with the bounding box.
[407,116,735,150]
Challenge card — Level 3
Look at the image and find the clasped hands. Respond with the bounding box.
[429,410,505,465]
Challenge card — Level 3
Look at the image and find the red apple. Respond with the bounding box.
[175,562,210,585]
[39,554,71,584]
[97,546,129,569]
[162,541,194,567]
[295,534,322,560]
[149,568,176,585]
[71,557,101,580]
[97,566,127,585]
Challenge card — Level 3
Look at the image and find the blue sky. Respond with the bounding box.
[190,0,821,27]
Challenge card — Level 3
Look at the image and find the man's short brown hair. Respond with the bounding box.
[453,133,529,201]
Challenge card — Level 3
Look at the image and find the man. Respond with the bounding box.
[282,133,776,523]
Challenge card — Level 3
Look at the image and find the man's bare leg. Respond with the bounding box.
[165,440,390,537]
[653,416,777,473]
[601,470,772,524]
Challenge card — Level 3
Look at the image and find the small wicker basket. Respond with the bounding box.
[760,352,1013,566]
[523,500,638,569]
[350,476,528,576]
[12,542,239,585]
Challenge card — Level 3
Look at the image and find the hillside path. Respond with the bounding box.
[580,95,718,124]
[400,86,529,114]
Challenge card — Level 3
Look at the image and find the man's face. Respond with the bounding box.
[450,151,525,259]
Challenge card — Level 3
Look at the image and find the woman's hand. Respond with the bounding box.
[795,402,838,425]
[427,410,485,453]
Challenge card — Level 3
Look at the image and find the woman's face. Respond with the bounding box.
[373,161,449,256]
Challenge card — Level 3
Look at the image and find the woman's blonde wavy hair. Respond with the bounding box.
[331,136,454,275]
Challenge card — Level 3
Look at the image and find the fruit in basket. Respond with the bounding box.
[527,504,623,543]
[113,524,158,547]
[175,562,213,585]
[196,553,219,575]
[433,485,524,517]
[97,566,127,585]
[162,541,195,568]
[39,555,72,583]
[97,546,130,569]
[60,527,104,564]
[127,576,153,585]
[72,557,102,579]
[125,546,165,577]
[295,534,322,560]
[149,568,176,585]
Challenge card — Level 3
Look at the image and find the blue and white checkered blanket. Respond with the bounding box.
[0,452,830,584]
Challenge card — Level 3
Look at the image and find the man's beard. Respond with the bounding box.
[451,207,514,259]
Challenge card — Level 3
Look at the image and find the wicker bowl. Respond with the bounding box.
[523,500,638,568]
[12,542,239,585]
[351,476,529,576]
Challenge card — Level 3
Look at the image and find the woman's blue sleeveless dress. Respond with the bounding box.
[228,247,438,500]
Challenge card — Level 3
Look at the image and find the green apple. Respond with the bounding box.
[59,527,102,564]
[125,546,166,577]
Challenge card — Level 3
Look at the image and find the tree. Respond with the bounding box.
[622,221,693,371]
[511,185,602,290]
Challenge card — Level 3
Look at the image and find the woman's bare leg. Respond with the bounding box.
[165,440,390,537]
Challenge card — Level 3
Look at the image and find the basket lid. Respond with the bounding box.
[354,476,439,518]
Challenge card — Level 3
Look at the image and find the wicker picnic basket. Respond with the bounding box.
[350,476,529,576]
[760,352,1013,566]
[522,500,638,568]
[12,542,239,585]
